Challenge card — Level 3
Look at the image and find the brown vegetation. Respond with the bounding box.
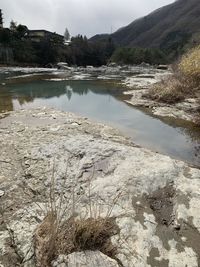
[179,45,200,80]
[147,45,200,104]
[58,217,118,256]
[33,164,120,267]
[147,75,198,104]
[34,213,119,267]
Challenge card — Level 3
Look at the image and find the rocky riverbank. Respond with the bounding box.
[1,64,166,83]
[0,108,200,267]
[3,64,198,125]
[122,71,200,124]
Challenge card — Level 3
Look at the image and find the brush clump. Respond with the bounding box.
[147,45,200,104]
[34,213,119,267]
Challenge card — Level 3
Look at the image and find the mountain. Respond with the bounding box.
[91,0,200,51]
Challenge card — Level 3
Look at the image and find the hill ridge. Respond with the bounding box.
[91,0,200,51]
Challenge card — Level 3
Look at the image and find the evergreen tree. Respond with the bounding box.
[64,28,70,41]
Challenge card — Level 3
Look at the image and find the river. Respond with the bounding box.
[0,66,199,166]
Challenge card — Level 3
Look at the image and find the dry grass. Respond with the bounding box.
[57,217,118,256]
[147,45,200,104]
[147,74,198,104]
[34,212,58,267]
[179,45,200,80]
[147,77,185,104]
[34,212,119,267]
[33,161,120,267]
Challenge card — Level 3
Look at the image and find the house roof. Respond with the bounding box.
[28,30,63,38]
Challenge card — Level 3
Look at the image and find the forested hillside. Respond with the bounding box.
[91,0,200,58]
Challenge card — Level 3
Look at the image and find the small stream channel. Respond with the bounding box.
[0,67,200,167]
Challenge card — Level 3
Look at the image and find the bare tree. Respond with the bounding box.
[10,20,17,31]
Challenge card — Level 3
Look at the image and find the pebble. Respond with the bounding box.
[0,190,5,197]
[181,236,187,242]
[174,224,181,231]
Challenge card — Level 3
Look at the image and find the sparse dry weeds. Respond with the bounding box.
[33,160,120,267]
[147,76,185,103]
[179,45,200,80]
[147,45,200,104]
[58,217,118,256]
[34,212,119,267]
[147,74,198,104]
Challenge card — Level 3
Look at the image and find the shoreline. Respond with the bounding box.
[1,64,198,125]
[120,73,199,125]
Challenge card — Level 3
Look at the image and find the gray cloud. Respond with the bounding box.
[1,0,174,37]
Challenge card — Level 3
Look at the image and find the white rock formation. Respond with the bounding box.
[0,108,199,267]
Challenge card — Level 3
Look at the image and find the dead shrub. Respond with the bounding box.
[179,45,200,81]
[34,212,58,267]
[147,45,200,104]
[146,76,191,104]
[58,217,118,256]
[34,214,119,267]
[33,160,120,267]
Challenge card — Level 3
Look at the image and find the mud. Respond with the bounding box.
[147,183,175,226]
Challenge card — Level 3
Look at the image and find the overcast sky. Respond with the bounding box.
[1,0,174,37]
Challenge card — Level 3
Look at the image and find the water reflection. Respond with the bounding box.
[0,80,121,110]
[0,86,14,112]
[0,79,200,166]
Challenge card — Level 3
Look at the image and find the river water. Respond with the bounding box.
[0,67,199,166]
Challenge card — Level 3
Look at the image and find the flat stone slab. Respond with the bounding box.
[52,251,120,267]
[0,108,200,267]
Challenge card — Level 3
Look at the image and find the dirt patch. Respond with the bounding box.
[145,184,200,266]
[147,247,169,267]
[132,183,176,229]
[147,183,175,226]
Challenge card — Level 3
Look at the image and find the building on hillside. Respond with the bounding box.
[0,9,3,28]
[28,30,64,43]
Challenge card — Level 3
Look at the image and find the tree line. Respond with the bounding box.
[0,22,68,65]
[0,21,170,66]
